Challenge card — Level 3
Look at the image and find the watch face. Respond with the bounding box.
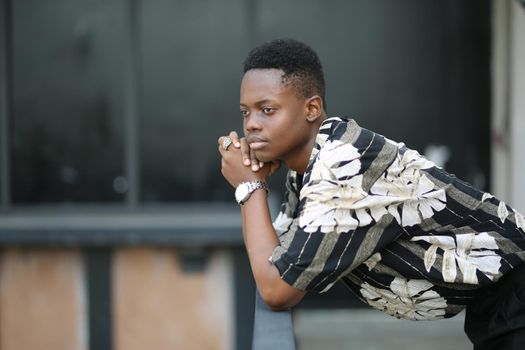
[235,184,250,203]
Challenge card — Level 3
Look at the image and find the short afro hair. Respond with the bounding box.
[243,38,326,106]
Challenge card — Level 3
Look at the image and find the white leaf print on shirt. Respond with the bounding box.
[299,140,368,233]
[482,192,494,202]
[498,201,509,223]
[360,278,447,320]
[365,149,447,227]
[363,252,382,271]
[299,141,447,233]
[514,209,525,230]
[273,212,293,236]
[411,232,502,284]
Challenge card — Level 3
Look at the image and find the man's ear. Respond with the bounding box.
[305,95,323,123]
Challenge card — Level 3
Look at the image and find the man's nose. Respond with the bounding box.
[245,114,262,132]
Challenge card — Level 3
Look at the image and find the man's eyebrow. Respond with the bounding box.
[240,99,277,107]
[256,99,276,106]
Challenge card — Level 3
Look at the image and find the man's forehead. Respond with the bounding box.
[240,69,291,102]
[242,68,286,86]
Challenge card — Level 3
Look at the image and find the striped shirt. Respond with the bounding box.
[270,117,525,320]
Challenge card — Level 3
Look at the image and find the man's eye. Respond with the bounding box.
[262,107,274,114]
[240,110,249,117]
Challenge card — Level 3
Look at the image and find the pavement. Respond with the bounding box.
[294,308,471,350]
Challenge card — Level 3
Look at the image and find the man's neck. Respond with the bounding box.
[284,113,327,174]
[283,139,316,175]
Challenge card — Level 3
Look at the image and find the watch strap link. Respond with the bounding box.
[246,180,268,193]
[236,181,269,205]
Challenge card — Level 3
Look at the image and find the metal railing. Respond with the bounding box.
[252,289,296,350]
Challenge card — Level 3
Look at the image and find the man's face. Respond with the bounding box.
[240,69,312,163]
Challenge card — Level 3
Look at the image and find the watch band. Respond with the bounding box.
[247,181,269,194]
[236,181,269,205]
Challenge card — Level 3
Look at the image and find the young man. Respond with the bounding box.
[218,38,525,349]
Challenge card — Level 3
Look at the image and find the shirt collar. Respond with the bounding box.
[307,116,345,166]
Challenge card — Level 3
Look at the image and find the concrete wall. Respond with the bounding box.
[0,248,234,350]
[0,249,88,350]
[509,2,525,213]
[113,248,233,350]
[492,0,525,212]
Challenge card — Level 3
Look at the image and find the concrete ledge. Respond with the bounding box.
[0,204,243,246]
[252,290,296,350]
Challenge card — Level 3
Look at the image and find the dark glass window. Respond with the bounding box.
[255,0,490,190]
[10,0,126,203]
[4,0,490,205]
[138,0,249,202]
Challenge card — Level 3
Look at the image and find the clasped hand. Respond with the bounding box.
[218,131,280,188]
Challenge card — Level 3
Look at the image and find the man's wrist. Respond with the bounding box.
[235,181,269,205]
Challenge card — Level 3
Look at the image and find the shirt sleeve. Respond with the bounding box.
[270,128,409,293]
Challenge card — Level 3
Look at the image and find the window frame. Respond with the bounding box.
[0,0,11,211]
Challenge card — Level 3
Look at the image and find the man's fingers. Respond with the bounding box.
[218,134,237,152]
[240,138,251,166]
[250,148,260,171]
[218,144,225,156]
[229,131,241,148]
[218,136,230,149]
[219,134,263,172]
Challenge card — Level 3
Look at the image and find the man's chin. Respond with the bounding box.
[254,152,274,164]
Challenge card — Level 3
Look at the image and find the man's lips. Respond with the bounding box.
[249,141,268,150]
[246,135,269,150]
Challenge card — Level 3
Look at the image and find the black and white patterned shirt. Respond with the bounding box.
[270,117,525,320]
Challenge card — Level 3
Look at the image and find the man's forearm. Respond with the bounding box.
[240,189,280,291]
[240,189,305,309]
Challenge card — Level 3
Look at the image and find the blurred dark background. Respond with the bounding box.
[0,1,501,350]
[2,0,490,207]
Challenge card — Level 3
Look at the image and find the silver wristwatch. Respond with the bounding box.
[235,181,269,205]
